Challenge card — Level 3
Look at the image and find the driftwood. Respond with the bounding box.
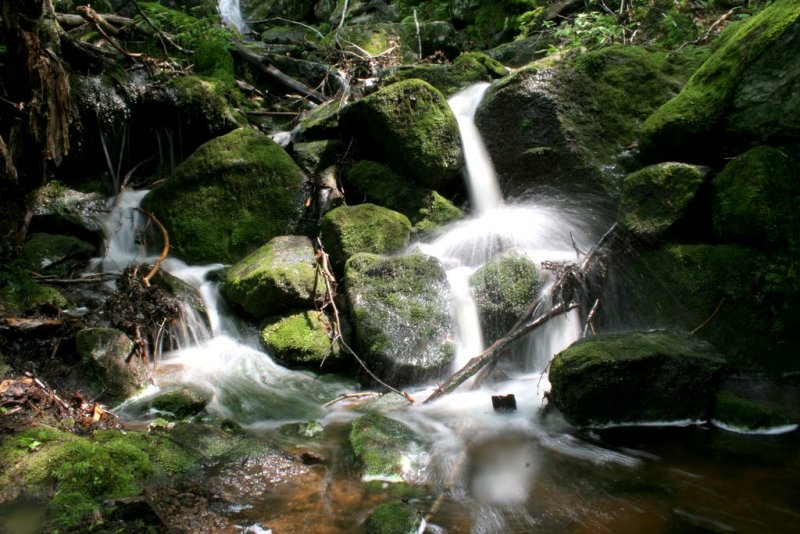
[135,207,170,287]
[0,316,66,330]
[232,43,327,104]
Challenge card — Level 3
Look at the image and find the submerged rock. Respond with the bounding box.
[618,162,710,242]
[349,413,423,482]
[221,235,317,319]
[260,310,345,371]
[345,253,454,386]
[366,500,424,534]
[342,79,463,189]
[147,386,212,419]
[320,204,411,275]
[712,390,794,432]
[75,327,146,404]
[141,129,307,264]
[548,330,727,426]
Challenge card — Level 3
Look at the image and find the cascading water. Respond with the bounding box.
[218,0,248,34]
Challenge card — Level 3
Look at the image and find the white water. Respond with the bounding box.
[218,0,248,34]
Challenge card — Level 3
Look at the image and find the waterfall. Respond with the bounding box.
[218,0,248,34]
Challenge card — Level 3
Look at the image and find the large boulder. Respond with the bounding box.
[320,204,411,275]
[141,129,307,264]
[220,235,317,319]
[382,52,507,97]
[76,328,147,403]
[639,0,800,163]
[469,251,541,344]
[27,181,105,238]
[341,79,463,189]
[349,413,425,482]
[476,45,705,197]
[618,162,711,242]
[712,146,799,249]
[18,233,96,277]
[260,310,345,371]
[345,253,455,386]
[548,330,727,426]
[344,160,463,234]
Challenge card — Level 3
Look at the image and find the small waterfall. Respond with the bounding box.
[218,0,248,33]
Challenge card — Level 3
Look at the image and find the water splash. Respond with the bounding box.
[218,0,248,33]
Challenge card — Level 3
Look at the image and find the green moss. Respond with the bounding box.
[618,162,709,241]
[712,146,799,249]
[0,265,67,315]
[470,251,541,343]
[549,330,726,426]
[345,160,462,234]
[148,387,211,419]
[141,128,307,264]
[343,79,462,189]
[18,233,95,276]
[713,390,793,431]
[260,310,344,370]
[221,235,316,319]
[166,75,243,133]
[384,52,507,97]
[349,414,419,481]
[320,204,411,275]
[366,500,423,534]
[291,139,343,174]
[640,0,800,162]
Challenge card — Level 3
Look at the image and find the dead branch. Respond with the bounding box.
[232,43,326,104]
[582,298,601,337]
[57,12,134,28]
[135,208,169,287]
[691,297,726,335]
[0,316,65,330]
[323,391,381,407]
[76,5,142,60]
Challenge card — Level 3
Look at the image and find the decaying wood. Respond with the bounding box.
[0,316,65,330]
[56,12,134,28]
[76,5,142,60]
[135,207,170,288]
[232,43,327,104]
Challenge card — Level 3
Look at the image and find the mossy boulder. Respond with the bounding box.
[0,266,67,316]
[291,139,343,174]
[712,390,795,432]
[469,251,541,344]
[241,0,315,24]
[18,233,95,277]
[342,79,463,189]
[344,253,455,386]
[141,129,307,264]
[295,98,345,141]
[366,500,424,534]
[147,386,211,419]
[260,310,345,371]
[349,414,423,482]
[548,330,727,426]
[344,160,463,234]
[148,268,209,327]
[220,235,316,319]
[712,146,800,249]
[640,0,800,163]
[76,328,146,403]
[320,204,412,275]
[618,162,711,242]
[334,21,460,62]
[383,52,507,97]
[27,180,105,235]
[477,45,706,196]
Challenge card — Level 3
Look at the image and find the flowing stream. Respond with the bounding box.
[96,84,800,532]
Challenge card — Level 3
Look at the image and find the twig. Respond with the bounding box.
[582,299,601,337]
[134,208,169,287]
[690,298,726,335]
[323,391,381,407]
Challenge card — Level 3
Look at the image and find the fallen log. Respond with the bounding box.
[232,42,326,104]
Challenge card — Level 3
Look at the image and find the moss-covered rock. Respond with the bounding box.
[260,310,345,371]
[147,386,211,419]
[349,413,422,482]
[618,162,710,242]
[477,45,706,196]
[241,0,315,25]
[220,235,316,319]
[76,328,146,403]
[342,79,463,189]
[18,233,96,277]
[640,0,800,163]
[712,390,795,432]
[383,52,507,97]
[469,251,541,344]
[548,330,727,426]
[141,129,307,264]
[27,180,105,234]
[0,265,68,315]
[365,500,424,534]
[344,160,462,234]
[291,139,343,174]
[712,146,799,249]
[148,268,209,327]
[334,20,460,62]
[344,253,454,385]
[295,98,345,141]
[320,204,411,275]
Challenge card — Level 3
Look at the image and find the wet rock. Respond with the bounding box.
[712,390,795,432]
[341,79,463,189]
[148,268,209,328]
[618,162,710,242]
[241,0,316,24]
[0,267,67,315]
[640,0,800,163]
[295,98,345,141]
[27,181,105,237]
[280,419,324,439]
[345,253,454,386]
[148,386,211,419]
[18,233,96,277]
[141,129,307,264]
[477,45,704,196]
[548,330,727,426]
[320,204,411,275]
[366,500,424,534]
[383,52,507,97]
[470,250,541,344]
[349,413,423,482]
[712,146,799,249]
[260,310,345,371]
[292,139,344,174]
[76,327,146,403]
[486,33,554,68]
[344,160,462,234]
[221,235,316,319]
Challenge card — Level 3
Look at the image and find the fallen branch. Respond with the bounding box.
[135,208,169,287]
[76,5,142,60]
[691,297,726,335]
[0,316,65,330]
[323,391,381,407]
[232,43,326,104]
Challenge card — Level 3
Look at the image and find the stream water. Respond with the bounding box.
[97,84,800,532]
